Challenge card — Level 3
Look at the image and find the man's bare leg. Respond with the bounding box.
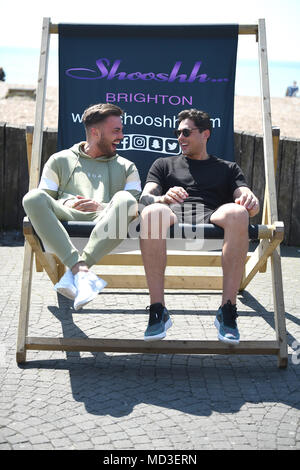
[210,203,249,305]
[140,203,177,305]
[210,203,249,344]
[140,203,177,340]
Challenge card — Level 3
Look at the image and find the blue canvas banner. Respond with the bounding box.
[58,24,238,184]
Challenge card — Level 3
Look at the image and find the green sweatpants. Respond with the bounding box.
[23,189,138,269]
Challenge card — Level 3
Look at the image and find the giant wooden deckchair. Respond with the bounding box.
[17,18,288,367]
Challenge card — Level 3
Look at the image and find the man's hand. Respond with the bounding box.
[234,188,260,217]
[65,195,105,212]
[161,186,189,205]
[139,182,188,207]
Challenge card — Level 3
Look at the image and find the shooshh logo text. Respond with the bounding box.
[65,58,230,84]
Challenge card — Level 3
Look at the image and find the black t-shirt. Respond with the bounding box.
[146,154,248,211]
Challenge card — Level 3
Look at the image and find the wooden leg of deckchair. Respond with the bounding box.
[23,219,62,284]
[259,128,281,274]
[16,240,34,364]
[57,258,66,281]
[25,234,61,284]
[239,222,284,290]
[271,247,288,368]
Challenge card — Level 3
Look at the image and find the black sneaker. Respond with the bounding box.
[144,303,172,341]
[214,300,240,344]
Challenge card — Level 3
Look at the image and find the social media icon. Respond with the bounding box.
[132,135,147,149]
[167,142,177,151]
[149,137,163,151]
[118,135,131,150]
[165,139,180,154]
[118,134,181,155]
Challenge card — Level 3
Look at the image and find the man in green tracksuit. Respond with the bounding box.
[23,103,141,310]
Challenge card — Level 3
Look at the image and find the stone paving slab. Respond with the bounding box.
[0,232,300,450]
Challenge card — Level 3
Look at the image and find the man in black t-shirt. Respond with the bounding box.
[139,108,260,345]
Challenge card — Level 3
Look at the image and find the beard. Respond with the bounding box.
[96,138,117,157]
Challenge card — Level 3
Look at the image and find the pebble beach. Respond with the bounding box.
[0,83,299,139]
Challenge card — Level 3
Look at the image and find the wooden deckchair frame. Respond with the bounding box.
[17,18,288,367]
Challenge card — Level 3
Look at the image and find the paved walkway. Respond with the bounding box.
[0,232,299,450]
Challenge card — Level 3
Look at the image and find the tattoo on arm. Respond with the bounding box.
[139,184,163,206]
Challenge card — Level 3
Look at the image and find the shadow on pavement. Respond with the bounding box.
[19,291,300,419]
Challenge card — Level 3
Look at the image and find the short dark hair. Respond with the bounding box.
[82,103,124,129]
[177,108,212,136]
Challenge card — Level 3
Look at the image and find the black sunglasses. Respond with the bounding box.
[174,127,201,138]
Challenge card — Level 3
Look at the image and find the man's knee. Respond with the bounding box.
[111,191,138,215]
[140,203,177,238]
[140,203,175,223]
[22,188,50,213]
[212,203,249,231]
[224,203,249,229]
[112,190,136,203]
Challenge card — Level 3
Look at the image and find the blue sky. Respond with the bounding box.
[1,0,299,62]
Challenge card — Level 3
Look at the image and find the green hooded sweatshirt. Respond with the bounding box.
[38,142,141,204]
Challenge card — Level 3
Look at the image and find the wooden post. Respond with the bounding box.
[16,240,34,363]
[262,127,280,225]
[17,18,51,363]
[29,17,51,191]
[258,19,287,368]
[259,127,281,273]
[25,125,34,174]
[258,19,279,223]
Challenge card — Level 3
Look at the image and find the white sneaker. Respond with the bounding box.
[54,269,77,300]
[73,271,107,311]
[81,270,107,291]
[94,276,107,292]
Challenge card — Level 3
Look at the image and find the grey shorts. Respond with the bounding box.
[170,203,215,225]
